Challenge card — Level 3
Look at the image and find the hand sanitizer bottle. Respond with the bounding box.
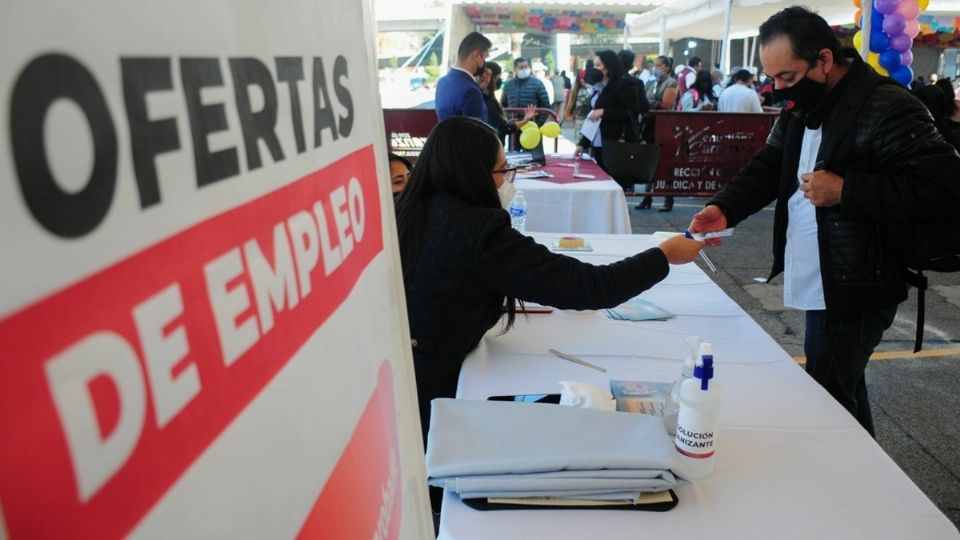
[674,342,723,478]
[664,336,701,436]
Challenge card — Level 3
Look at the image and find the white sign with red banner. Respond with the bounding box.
[0,1,431,538]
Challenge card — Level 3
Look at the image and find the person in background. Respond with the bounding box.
[635,58,655,86]
[617,49,652,117]
[388,153,412,196]
[478,61,537,140]
[930,73,939,84]
[711,69,725,99]
[551,69,566,117]
[435,31,491,121]
[639,56,677,211]
[574,50,642,172]
[935,78,960,123]
[564,64,596,144]
[645,55,678,110]
[561,69,572,93]
[533,62,555,106]
[680,69,718,111]
[689,6,960,436]
[914,81,960,150]
[718,69,763,113]
[673,56,702,111]
[500,57,551,140]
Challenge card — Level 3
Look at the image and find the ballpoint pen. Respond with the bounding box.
[684,230,718,273]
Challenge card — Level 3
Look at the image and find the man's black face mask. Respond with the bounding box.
[771,65,827,114]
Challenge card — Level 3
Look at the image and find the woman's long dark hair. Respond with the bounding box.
[394,117,521,329]
[594,50,624,83]
[690,69,717,104]
[484,61,507,120]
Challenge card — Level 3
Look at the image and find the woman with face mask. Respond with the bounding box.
[564,60,599,143]
[574,50,642,173]
[395,116,705,451]
[479,61,537,140]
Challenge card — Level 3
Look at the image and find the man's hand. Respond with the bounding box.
[689,205,728,246]
[588,108,604,121]
[799,170,843,206]
[574,145,584,158]
[521,104,537,123]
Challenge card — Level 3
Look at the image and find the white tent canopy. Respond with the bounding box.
[629,0,960,41]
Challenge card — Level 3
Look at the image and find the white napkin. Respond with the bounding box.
[559,381,616,411]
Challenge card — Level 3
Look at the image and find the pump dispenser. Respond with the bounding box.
[674,342,723,478]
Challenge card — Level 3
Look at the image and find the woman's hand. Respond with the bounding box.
[658,236,705,265]
[574,145,584,158]
[588,108,604,121]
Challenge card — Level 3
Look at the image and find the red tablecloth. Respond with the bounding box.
[525,158,612,185]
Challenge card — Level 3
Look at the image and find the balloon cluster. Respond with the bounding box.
[520,120,561,149]
[852,0,929,86]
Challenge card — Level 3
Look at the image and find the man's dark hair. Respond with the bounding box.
[617,49,636,72]
[595,50,625,82]
[758,6,848,67]
[935,79,957,115]
[656,55,673,69]
[457,32,492,60]
[730,69,754,85]
[514,56,528,67]
[689,56,702,68]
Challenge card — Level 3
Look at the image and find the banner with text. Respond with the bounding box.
[0,1,430,538]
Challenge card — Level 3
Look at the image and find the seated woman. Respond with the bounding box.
[395,116,704,445]
[478,61,536,141]
[388,153,412,196]
[680,70,718,112]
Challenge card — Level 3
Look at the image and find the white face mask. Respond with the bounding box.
[497,181,516,209]
[517,68,531,79]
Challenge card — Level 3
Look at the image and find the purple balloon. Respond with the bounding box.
[889,33,913,53]
[874,0,900,15]
[882,13,907,36]
[901,50,913,67]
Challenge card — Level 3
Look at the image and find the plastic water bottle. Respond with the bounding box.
[674,342,723,479]
[508,191,527,233]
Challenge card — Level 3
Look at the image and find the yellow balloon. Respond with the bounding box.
[918,0,929,10]
[867,52,880,67]
[521,121,539,131]
[539,121,561,138]
[875,65,889,76]
[853,30,863,51]
[519,127,541,149]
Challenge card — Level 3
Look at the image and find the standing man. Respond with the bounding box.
[617,49,652,116]
[500,57,550,117]
[689,7,960,435]
[435,32,491,121]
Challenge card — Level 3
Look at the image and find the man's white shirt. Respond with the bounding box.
[784,127,826,311]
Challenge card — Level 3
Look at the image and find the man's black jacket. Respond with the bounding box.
[708,52,960,317]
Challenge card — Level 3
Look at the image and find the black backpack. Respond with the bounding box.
[823,77,960,351]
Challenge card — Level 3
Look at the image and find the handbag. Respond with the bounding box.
[601,128,660,191]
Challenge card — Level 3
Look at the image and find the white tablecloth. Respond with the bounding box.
[439,233,959,540]
[515,179,631,234]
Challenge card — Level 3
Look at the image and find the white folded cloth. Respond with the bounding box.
[559,381,616,411]
[426,398,689,500]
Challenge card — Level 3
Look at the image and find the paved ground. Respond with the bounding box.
[627,196,960,530]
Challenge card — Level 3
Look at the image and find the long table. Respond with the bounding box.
[516,157,631,235]
[438,233,959,539]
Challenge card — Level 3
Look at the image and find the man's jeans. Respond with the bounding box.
[804,306,897,437]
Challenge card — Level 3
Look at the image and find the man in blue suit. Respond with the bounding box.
[435,32,491,121]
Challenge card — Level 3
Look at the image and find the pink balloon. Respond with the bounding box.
[901,50,913,66]
[905,19,920,38]
[896,0,920,19]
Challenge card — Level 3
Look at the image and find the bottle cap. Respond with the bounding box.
[695,342,714,390]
